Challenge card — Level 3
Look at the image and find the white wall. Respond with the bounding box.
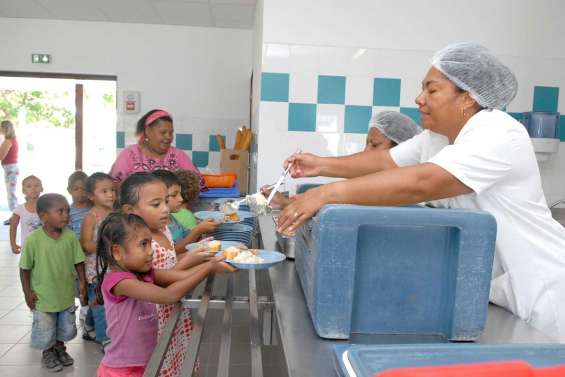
[253,0,565,202]
[0,17,253,172]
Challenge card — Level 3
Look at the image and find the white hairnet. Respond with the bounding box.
[368,111,421,144]
[431,42,518,110]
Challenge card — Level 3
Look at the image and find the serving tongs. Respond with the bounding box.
[266,149,302,206]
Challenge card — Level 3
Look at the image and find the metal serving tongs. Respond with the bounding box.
[266,148,302,206]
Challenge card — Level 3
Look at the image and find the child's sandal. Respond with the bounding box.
[82,327,96,342]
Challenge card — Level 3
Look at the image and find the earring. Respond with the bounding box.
[461,108,467,118]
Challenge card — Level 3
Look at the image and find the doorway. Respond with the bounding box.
[0,72,117,213]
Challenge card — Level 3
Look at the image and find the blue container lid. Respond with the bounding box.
[334,344,565,377]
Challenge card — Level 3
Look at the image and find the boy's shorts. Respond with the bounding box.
[31,306,77,350]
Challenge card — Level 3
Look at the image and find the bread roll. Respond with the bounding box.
[224,246,240,260]
[207,240,221,252]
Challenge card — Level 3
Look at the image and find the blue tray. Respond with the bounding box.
[200,182,240,198]
[194,210,255,223]
[334,344,565,377]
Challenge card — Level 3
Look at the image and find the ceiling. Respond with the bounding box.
[0,0,257,29]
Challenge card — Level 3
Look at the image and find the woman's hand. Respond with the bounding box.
[284,152,322,178]
[260,185,292,209]
[277,186,327,235]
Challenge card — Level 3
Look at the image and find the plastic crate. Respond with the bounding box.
[333,344,565,377]
[295,205,497,340]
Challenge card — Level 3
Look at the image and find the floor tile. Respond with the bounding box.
[0,297,24,310]
[0,325,31,343]
[0,343,42,365]
[0,310,33,325]
[0,344,14,358]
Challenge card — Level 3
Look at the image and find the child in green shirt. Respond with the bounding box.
[19,193,87,373]
[152,170,219,255]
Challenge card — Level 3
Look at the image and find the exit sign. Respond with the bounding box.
[31,53,51,64]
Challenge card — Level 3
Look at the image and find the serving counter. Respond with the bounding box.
[258,215,554,377]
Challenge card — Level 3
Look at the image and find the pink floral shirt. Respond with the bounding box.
[110,144,206,190]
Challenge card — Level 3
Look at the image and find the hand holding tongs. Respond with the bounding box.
[266,149,302,206]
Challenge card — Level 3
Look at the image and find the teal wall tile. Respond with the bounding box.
[288,103,317,132]
[261,72,289,102]
[209,134,223,152]
[508,112,522,122]
[176,133,192,150]
[344,105,372,134]
[400,107,421,126]
[116,131,125,148]
[192,151,209,167]
[373,78,401,106]
[560,115,565,141]
[317,75,346,104]
[533,86,559,112]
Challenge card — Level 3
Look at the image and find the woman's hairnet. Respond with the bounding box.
[431,42,518,110]
[368,111,421,144]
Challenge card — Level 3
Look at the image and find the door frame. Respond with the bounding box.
[0,70,117,170]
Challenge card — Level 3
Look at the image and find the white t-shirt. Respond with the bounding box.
[13,204,41,245]
[390,109,565,342]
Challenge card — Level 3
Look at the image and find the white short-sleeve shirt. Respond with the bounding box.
[390,109,565,342]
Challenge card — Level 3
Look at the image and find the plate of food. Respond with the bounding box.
[185,240,246,252]
[216,246,286,270]
[194,210,255,223]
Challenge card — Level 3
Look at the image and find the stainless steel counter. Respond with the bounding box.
[258,215,554,377]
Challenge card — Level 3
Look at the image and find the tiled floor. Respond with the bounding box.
[0,239,103,377]
[0,216,288,377]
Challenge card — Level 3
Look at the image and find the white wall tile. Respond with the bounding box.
[208,151,221,172]
[289,45,320,73]
[345,76,373,106]
[191,133,209,151]
[316,104,344,133]
[342,133,367,155]
[289,72,317,103]
[372,106,401,117]
[258,101,289,133]
[262,43,291,72]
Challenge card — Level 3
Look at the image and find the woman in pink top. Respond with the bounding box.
[0,120,19,224]
[110,109,207,191]
[96,212,232,377]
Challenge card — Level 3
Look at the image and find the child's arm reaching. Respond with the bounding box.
[9,214,20,254]
[174,246,215,270]
[113,258,236,305]
[80,212,97,254]
[74,262,87,306]
[174,219,219,255]
[20,269,37,310]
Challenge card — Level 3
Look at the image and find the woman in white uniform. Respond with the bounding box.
[277,42,565,342]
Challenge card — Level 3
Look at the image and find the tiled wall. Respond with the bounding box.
[254,43,565,199]
[116,117,247,172]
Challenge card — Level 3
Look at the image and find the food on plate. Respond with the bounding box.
[207,240,221,252]
[224,212,240,222]
[223,246,240,260]
[233,250,264,264]
[248,248,258,255]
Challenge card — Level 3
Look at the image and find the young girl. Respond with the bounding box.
[10,175,43,254]
[152,169,219,255]
[120,172,233,377]
[67,170,91,329]
[80,172,115,349]
[67,171,90,239]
